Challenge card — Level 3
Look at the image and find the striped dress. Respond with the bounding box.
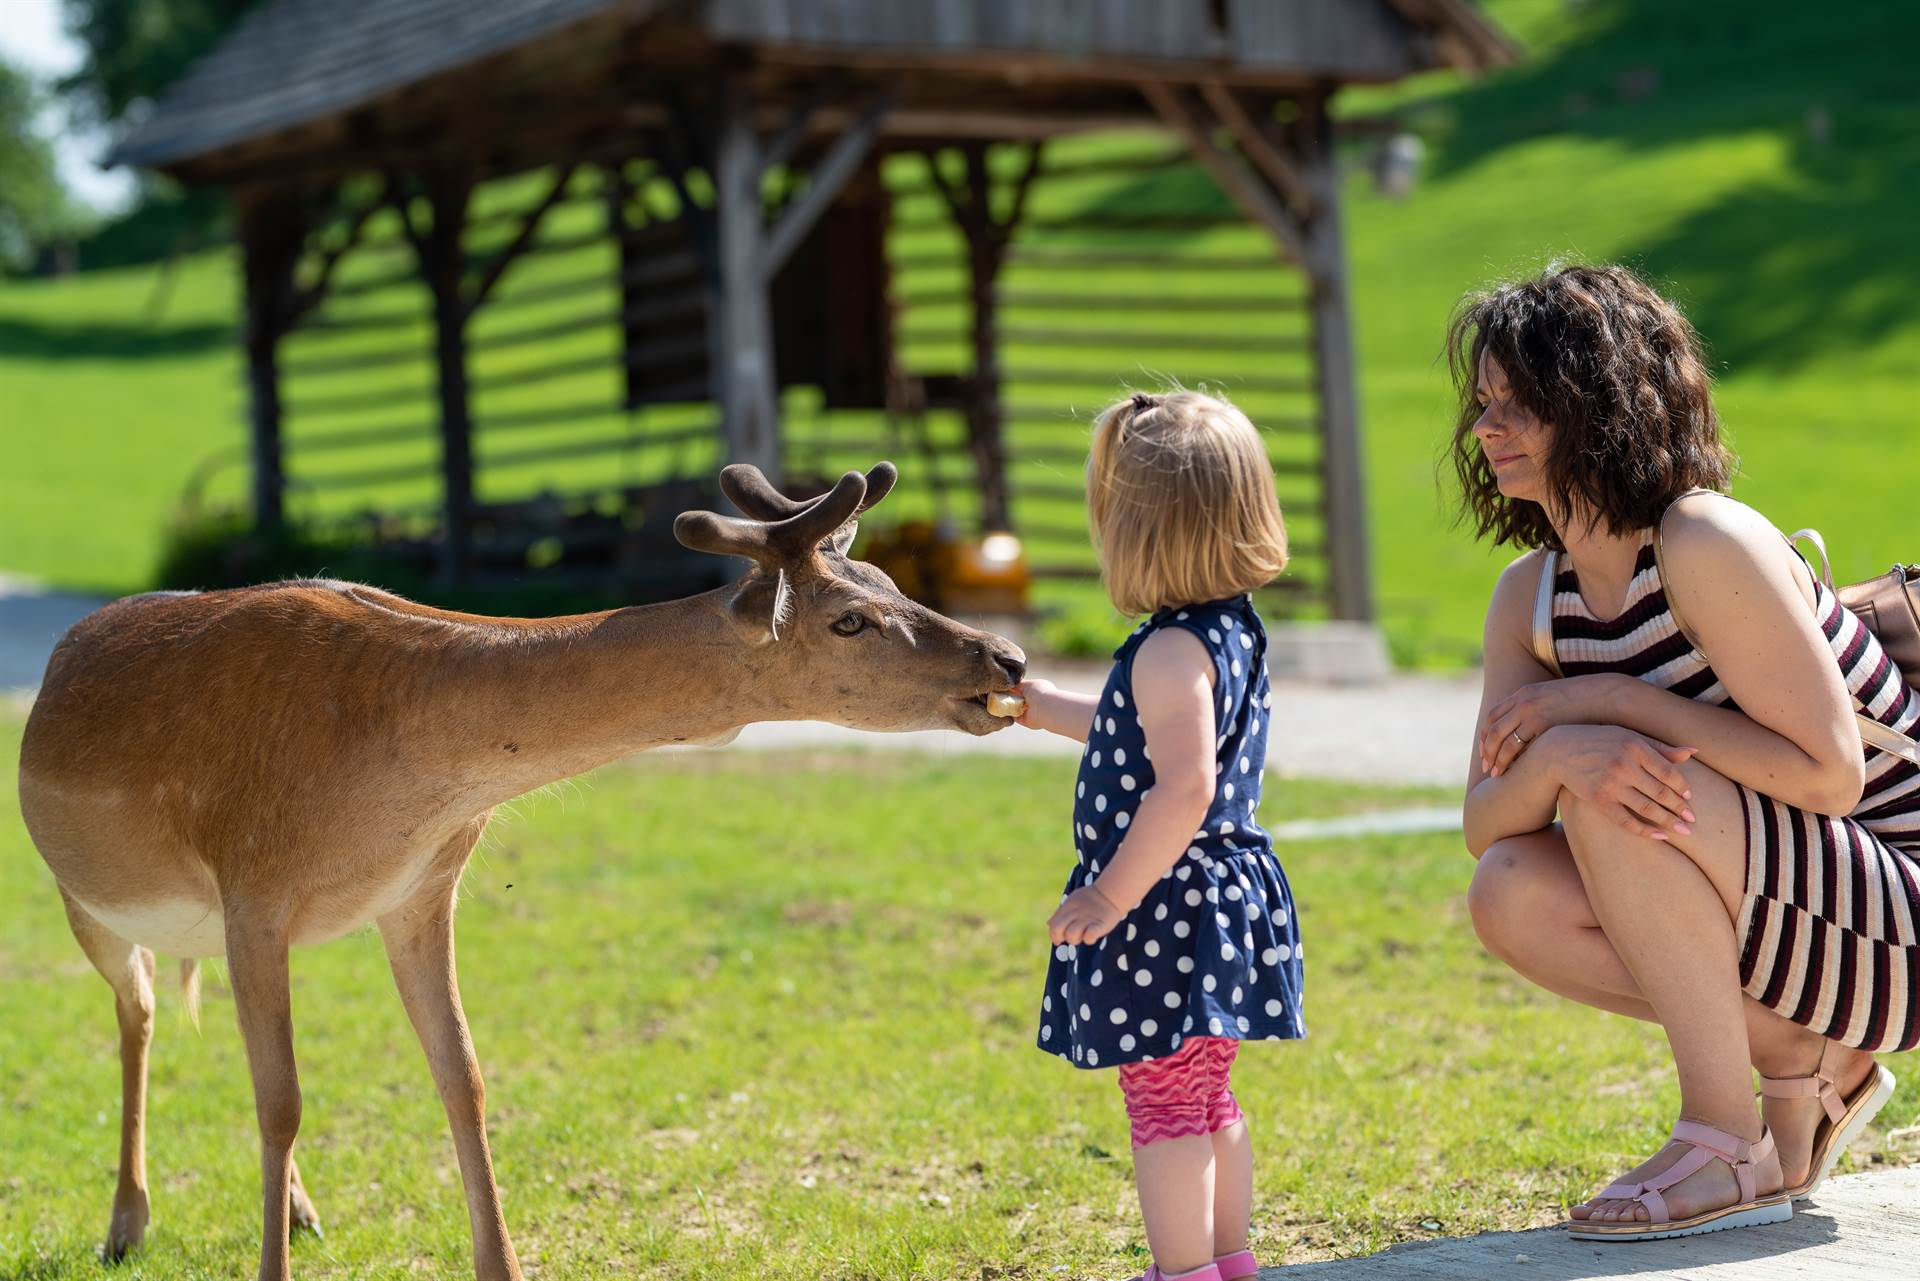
[1543,527,1920,1052]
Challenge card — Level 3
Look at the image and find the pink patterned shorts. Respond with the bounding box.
[1115,1035,1244,1149]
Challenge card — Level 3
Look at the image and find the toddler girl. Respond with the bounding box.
[1016,390,1304,1281]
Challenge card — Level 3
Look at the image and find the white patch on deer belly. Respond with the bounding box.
[81,894,227,958]
[290,845,445,946]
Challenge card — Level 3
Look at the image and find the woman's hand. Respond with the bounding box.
[1480,674,1628,776]
[1048,884,1125,946]
[1542,724,1698,840]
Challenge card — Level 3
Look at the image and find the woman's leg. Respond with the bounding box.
[1554,757,1780,1223]
[1469,823,1879,1192]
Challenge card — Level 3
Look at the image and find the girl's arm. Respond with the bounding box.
[1014,677,1100,743]
[1048,629,1217,944]
[1477,500,1864,817]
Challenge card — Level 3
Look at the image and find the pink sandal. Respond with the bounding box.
[1129,1265,1224,1281]
[1759,1045,1896,1201]
[1213,1251,1258,1280]
[1567,1120,1791,1242]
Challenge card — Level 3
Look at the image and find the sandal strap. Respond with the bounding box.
[1671,1120,1773,1204]
[1757,1070,1848,1124]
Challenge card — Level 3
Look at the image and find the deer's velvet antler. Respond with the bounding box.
[719,462,898,523]
[676,465,894,566]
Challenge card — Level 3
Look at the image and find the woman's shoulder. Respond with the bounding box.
[1657,492,1785,577]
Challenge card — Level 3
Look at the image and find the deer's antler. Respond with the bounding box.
[677,467,890,565]
[720,462,898,522]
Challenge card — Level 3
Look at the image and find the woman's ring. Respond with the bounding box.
[1511,730,1529,749]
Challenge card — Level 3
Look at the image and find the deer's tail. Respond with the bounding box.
[180,958,202,1029]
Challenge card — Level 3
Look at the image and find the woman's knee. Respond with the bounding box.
[1468,837,1562,961]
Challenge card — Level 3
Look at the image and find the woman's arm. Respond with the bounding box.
[1047,629,1217,945]
[1462,553,1572,856]
[1480,498,1864,816]
[1014,677,1099,743]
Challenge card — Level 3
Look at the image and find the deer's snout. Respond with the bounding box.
[987,643,1027,687]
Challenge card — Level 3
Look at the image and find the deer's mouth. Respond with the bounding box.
[948,691,1010,735]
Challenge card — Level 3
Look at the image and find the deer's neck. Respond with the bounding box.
[428,590,784,810]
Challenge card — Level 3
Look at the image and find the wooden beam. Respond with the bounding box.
[1297,97,1373,623]
[1199,82,1312,218]
[1138,82,1306,265]
[287,189,381,328]
[417,173,477,583]
[760,86,894,281]
[466,163,578,312]
[711,80,781,483]
[237,188,306,532]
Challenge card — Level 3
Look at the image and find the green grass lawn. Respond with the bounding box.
[4,720,1916,1279]
[1,0,1916,664]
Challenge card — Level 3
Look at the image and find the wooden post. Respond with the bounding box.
[421,174,476,581]
[961,145,1010,531]
[606,163,646,409]
[711,80,781,483]
[1298,95,1374,623]
[928,143,1040,534]
[236,188,304,533]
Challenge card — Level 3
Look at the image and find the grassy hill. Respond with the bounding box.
[1,0,1914,665]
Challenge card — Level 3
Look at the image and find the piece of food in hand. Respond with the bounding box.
[985,690,1028,719]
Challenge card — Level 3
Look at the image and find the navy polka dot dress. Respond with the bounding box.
[1037,595,1305,1069]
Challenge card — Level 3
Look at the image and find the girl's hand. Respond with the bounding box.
[1480,674,1626,776]
[1543,724,1698,840]
[1013,678,1056,729]
[1048,884,1125,946]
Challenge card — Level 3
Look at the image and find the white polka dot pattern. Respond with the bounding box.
[1039,594,1305,1069]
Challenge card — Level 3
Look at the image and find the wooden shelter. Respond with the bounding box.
[111,0,1514,620]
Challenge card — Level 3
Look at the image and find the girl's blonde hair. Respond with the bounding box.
[1087,389,1289,616]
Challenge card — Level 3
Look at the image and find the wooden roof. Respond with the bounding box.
[111,0,1515,181]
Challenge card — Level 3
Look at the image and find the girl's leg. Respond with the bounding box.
[1134,1136,1217,1274]
[1555,759,1780,1224]
[1200,1040,1251,1260]
[1469,824,1880,1191]
[1209,1121,1252,1258]
[1119,1041,1224,1275]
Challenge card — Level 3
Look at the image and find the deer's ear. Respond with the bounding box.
[725,568,793,646]
[828,520,858,557]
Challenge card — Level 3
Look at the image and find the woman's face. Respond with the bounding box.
[1471,352,1550,502]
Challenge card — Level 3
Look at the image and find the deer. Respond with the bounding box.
[16,461,1026,1281]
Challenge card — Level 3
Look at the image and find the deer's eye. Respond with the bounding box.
[831,612,869,637]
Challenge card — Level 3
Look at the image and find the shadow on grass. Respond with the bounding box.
[1425,0,1920,377]
[0,316,233,361]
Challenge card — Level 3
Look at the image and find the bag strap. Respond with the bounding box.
[1653,493,1920,767]
[1531,548,1564,677]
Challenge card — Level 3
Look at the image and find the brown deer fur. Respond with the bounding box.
[18,463,1025,1281]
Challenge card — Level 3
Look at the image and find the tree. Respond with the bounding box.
[0,59,82,272]
[59,0,264,127]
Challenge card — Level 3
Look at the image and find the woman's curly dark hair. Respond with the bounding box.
[1445,263,1734,550]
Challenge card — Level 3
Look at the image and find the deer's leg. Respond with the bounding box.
[380,882,522,1281]
[288,1156,322,1238]
[224,905,301,1281]
[59,890,155,1263]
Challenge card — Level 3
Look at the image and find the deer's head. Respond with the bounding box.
[674,462,1027,735]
